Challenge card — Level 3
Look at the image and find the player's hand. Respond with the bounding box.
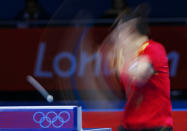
[126,55,154,85]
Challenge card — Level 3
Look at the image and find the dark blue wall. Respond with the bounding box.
[0,0,186,20]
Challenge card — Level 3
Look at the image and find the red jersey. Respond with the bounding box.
[120,39,173,129]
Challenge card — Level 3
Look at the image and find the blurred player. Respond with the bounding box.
[108,4,173,131]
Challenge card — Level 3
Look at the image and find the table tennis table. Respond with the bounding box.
[0,106,111,131]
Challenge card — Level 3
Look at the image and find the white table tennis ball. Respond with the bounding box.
[47,95,54,103]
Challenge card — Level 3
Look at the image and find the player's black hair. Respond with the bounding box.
[113,3,150,35]
[111,0,129,9]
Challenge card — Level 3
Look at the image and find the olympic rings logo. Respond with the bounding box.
[33,111,71,128]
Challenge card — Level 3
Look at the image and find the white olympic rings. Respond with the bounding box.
[33,111,70,128]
